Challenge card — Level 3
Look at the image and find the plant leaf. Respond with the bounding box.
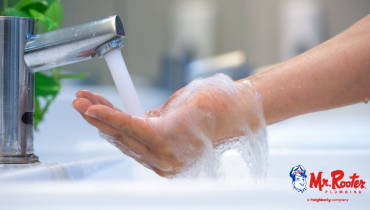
[10,0,22,6]
[29,8,58,31]
[44,0,57,5]
[60,73,88,79]
[35,72,60,96]
[34,97,42,129]
[43,0,62,25]
[13,0,49,14]
[34,96,41,115]
[2,0,8,13]
[13,0,47,9]
[1,7,31,17]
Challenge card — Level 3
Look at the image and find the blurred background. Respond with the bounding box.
[56,0,370,91]
[1,0,369,90]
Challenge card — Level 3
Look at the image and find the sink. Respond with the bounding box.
[0,154,134,182]
[0,149,369,210]
[0,83,369,209]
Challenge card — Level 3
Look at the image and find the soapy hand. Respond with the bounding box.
[72,74,267,178]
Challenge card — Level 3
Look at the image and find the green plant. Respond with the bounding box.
[1,0,87,130]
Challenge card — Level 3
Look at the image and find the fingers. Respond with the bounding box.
[73,98,120,135]
[72,98,93,114]
[75,90,114,108]
[72,98,154,161]
[85,105,156,148]
[73,90,186,177]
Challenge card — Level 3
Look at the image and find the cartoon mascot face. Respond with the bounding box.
[289,164,307,193]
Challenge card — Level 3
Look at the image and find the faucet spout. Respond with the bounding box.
[24,15,124,72]
[0,15,125,164]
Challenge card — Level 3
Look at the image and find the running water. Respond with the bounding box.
[103,48,145,118]
[101,54,268,179]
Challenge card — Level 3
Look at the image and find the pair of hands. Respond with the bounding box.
[72,75,263,177]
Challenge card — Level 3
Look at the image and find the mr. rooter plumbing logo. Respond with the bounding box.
[289,164,366,197]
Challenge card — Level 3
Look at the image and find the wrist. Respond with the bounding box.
[237,73,275,125]
[211,78,266,147]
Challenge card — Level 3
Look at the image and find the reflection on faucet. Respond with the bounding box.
[24,15,125,72]
[0,15,125,164]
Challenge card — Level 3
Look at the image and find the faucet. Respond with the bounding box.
[0,15,125,164]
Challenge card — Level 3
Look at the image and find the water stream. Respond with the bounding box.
[103,50,268,179]
[104,48,145,118]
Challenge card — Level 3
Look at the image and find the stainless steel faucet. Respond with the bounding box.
[0,15,125,164]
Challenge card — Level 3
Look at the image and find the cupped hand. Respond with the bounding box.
[72,74,265,178]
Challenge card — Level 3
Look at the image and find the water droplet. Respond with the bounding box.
[364,97,369,104]
[74,34,77,36]
[255,92,261,99]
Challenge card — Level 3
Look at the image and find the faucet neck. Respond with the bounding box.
[24,15,125,72]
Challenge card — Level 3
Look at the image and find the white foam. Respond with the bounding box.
[156,74,269,179]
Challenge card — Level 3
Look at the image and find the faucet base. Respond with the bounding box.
[0,154,39,164]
